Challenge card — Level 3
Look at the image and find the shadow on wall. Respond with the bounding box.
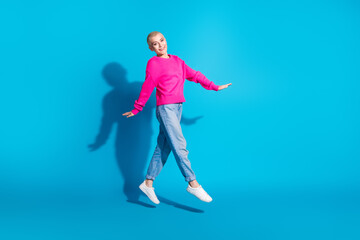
[88,62,155,202]
[87,62,204,212]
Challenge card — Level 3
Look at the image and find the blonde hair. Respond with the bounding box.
[147,31,163,47]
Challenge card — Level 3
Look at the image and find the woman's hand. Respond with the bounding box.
[218,83,232,90]
[122,111,135,118]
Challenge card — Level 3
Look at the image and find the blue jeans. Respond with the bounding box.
[145,103,196,182]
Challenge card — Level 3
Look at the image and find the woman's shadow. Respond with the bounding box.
[87,62,204,213]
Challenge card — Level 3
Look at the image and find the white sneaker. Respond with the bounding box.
[186,185,213,202]
[139,181,160,204]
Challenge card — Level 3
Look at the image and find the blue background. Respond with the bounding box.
[1,0,359,239]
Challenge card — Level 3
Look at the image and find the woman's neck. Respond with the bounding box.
[157,53,170,58]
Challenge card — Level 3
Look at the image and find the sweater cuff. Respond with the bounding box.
[210,82,220,91]
[131,109,139,115]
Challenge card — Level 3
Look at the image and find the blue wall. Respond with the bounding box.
[1,0,359,239]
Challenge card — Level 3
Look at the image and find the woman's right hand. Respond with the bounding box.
[122,111,135,118]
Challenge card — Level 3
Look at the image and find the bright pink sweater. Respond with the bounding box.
[131,54,219,115]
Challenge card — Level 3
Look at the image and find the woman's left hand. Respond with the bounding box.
[218,83,232,90]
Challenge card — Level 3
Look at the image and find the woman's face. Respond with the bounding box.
[149,34,168,55]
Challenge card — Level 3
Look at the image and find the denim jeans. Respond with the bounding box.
[145,103,196,182]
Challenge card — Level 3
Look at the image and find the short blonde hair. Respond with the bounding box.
[147,31,163,47]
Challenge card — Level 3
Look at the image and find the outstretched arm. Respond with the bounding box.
[184,62,232,91]
[122,67,156,118]
[184,63,219,91]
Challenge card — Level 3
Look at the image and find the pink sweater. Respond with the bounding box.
[131,54,219,115]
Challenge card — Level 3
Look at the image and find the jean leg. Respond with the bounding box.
[157,104,196,182]
[145,112,172,180]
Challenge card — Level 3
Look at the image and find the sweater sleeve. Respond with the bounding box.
[184,62,219,91]
[131,69,156,115]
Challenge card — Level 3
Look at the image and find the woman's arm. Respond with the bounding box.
[123,69,156,118]
[184,63,219,91]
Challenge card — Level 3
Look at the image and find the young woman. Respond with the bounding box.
[123,31,232,204]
